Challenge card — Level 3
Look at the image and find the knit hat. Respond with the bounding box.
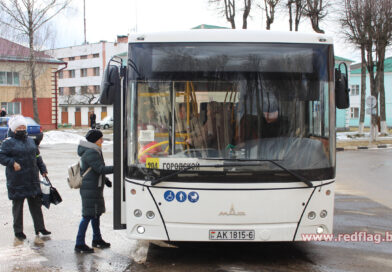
[8,115,27,132]
[85,129,103,143]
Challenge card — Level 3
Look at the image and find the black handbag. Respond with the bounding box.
[45,176,62,205]
[40,178,51,209]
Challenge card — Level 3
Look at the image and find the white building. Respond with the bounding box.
[46,36,128,127]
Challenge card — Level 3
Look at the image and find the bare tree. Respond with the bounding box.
[208,0,254,29]
[340,0,368,134]
[242,0,252,29]
[0,0,71,123]
[340,0,392,140]
[263,0,281,30]
[340,0,376,138]
[372,0,392,135]
[287,0,306,31]
[80,93,96,104]
[225,0,236,28]
[209,0,236,28]
[80,87,98,104]
[62,93,74,105]
[359,0,392,138]
[304,0,328,33]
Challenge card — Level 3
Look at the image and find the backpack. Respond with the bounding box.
[67,161,92,189]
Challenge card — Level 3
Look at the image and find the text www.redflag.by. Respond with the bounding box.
[301,231,392,244]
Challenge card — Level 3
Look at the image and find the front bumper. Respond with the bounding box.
[124,180,335,242]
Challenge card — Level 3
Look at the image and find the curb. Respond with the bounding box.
[336,144,392,152]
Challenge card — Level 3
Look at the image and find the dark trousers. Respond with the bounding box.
[76,216,102,246]
[12,196,45,234]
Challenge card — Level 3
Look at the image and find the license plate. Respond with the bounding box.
[209,230,255,240]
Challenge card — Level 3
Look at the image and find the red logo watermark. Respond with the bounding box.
[301,231,392,244]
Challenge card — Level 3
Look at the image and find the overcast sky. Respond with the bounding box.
[51,0,366,62]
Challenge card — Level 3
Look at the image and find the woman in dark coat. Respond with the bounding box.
[0,115,50,240]
[75,129,113,253]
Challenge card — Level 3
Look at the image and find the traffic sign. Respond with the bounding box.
[365,108,377,115]
[366,96,377,108]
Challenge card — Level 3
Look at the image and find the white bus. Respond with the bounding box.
[100,30,350,242]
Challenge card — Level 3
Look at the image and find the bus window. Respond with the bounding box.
[136,82,171,163]
[172,81,237,158]
[128,42,334,181]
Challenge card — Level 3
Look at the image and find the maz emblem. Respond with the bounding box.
[219,204,246,216]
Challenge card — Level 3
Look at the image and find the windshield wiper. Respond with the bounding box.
[266,160,313,188]
[203,158,312,187]
[150,159,312,187]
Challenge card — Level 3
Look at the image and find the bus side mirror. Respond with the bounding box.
[335,63,350,109]
[100,65,120,105]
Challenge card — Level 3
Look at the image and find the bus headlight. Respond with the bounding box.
[146,211,155,219]
[134,209,142,217]
[308,211,316,220]
[316,226,325,234]
[320,210,328,218]
[137,226,145,234]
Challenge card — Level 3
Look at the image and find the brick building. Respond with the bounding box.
[0,38,64,129]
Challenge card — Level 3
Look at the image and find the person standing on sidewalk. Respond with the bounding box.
[75,129,113,253]
[89,111,96,129]
[0,115,51,240]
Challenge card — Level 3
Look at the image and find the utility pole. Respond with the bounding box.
[83,0,87,44]
[135,0,138,32]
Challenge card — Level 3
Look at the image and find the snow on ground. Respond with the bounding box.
[337,132,364,141]
[40,131,83,145]
[337,131,392,141]
[41,130,113,145]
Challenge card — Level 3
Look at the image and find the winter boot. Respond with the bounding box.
[92,239,111,249]
[74,244,94,253]
[15,232,26,240]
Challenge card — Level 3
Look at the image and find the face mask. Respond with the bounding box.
[15,130,27,139]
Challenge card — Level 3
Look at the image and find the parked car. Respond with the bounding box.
[0,116,44,145]
[96,116,113,129]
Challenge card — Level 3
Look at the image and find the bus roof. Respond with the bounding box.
[129,30,333,45]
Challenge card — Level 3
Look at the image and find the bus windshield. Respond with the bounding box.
[126,42,335,182]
